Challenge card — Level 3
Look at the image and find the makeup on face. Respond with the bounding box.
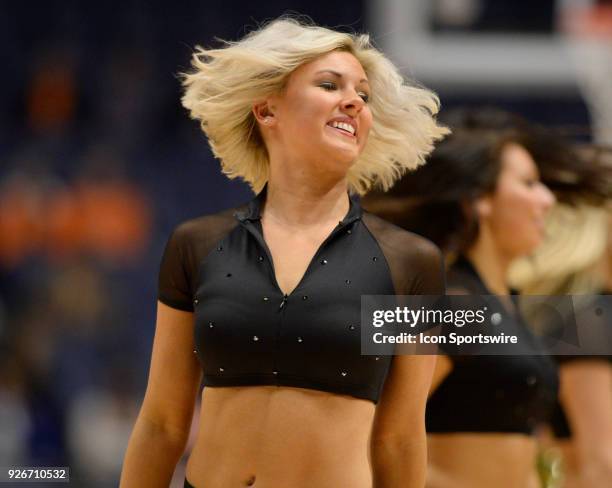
[489,143,555,257]
[270,51,373,166]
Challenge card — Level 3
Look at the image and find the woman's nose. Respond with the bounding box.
[340,93,364,114]
[539,184,556,212]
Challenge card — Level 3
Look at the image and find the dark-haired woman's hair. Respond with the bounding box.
[363,108,612,254]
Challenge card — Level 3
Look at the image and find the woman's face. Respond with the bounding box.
[480,143,556,258]
[265,50,372,171]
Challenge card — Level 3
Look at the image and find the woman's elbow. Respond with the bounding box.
[371,430,425,459]
[371,432,427,488]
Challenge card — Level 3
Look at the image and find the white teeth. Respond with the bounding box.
[330,121,356,135]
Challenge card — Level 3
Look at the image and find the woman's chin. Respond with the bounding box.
[516,239,543,259]
[328,145,361,166]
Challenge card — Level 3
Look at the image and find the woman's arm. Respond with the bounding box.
[371,354,437,488]
[559,360,612,487]
[428,355,452,396]
[120,302,203,487]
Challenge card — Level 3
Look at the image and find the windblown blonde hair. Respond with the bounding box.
[181,17,449,195]
[509,204,610,294]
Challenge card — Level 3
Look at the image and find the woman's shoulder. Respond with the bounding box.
[361,211,445,295]
[446,258,488,295]
[361,210,441,260]
[168,204,246,246]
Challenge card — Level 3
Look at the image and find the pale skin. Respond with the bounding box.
[426,143,556,488]
[120,50,436,488]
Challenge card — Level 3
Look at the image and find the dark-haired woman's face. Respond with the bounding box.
[480,143,555,258]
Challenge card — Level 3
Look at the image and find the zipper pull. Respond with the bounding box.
[279,294,288,310]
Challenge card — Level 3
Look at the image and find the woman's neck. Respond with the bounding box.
[263,174,350,228]
[465,226,513,295]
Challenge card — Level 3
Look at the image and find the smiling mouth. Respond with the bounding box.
[326,121,356,137]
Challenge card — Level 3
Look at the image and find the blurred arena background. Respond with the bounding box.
[0,1,610,486]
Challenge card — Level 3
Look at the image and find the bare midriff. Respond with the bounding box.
[426,433,540,488]
[185,385,376,488]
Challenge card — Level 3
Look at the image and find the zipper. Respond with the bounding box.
[239,219,352,298]
[239,218,355,382]
[279,294,288,311]
[272,293,289,381]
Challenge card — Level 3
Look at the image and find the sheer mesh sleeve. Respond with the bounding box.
[157,207,243,312]
[362,212,446,296]
[158,223,196,312]
[404,237,446,295]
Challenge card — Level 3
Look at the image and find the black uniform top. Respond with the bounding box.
[426,257,559,435]
[158,188,445,403]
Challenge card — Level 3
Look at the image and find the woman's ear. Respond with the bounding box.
[252,101,276,127]
[473,196,492,219]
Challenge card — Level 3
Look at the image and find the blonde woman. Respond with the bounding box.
[120,17,448,488]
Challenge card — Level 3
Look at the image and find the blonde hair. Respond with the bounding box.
[509,204,610,294]
[181,17,449,195]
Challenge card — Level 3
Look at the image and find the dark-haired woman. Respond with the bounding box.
[364,111,608,488]
[510,201,612,488]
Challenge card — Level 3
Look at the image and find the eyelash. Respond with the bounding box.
[319,81,370,103]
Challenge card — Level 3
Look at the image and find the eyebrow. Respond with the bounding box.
[315,69,369,85]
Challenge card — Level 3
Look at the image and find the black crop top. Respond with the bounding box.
[426,257,559,435]
[158,188,445,403]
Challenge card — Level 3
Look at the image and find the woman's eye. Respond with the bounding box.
[319,81,337,90]
[319,82,370,103]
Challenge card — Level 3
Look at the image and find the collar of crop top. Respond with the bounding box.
[234,184,363,225]
[451,255,520,297]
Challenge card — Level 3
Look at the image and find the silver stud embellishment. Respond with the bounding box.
[302,295,308,300]
[208,322,214,328]
[253,336,259,342]
[321,259,328,265]
[272,371,278,375]
[345,279,351,285]
[349,325,356,331]
[263,296,269,302]
[347,229,352,235]
[341,371,347,377]
[258,256,264,262]
[219,367,224,372]
[372,256,378,262]
[193,299,199,305]
[297,337,303,343]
